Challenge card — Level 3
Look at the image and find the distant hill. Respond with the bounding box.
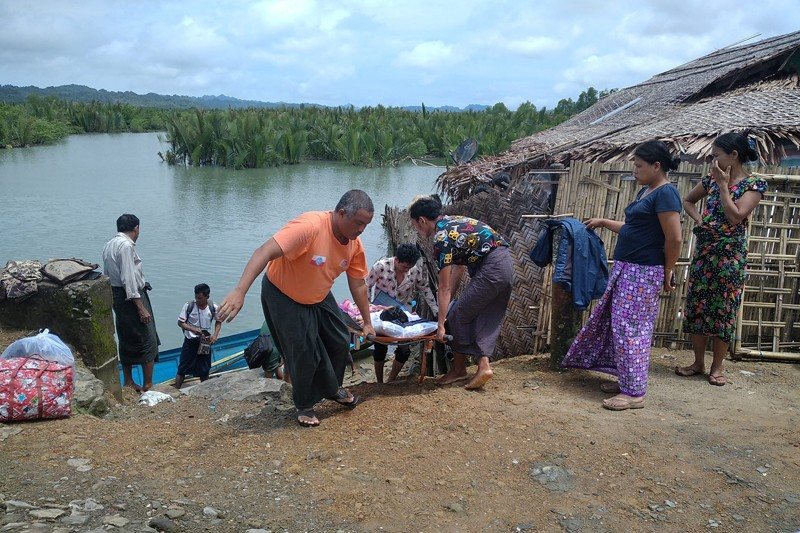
[401,104,489,113]
[0,84,488,112]
[0,84,300,110]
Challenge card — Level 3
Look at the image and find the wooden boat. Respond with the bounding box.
[120,327,375,386]
[120,328,259,386]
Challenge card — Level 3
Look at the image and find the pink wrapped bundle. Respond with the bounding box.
[0,357,73,422]
[338,299,387,324]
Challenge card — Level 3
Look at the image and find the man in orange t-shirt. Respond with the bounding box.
[218,190,375,427]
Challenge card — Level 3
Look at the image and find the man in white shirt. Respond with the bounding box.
[174,283,223,389]
[102,214,160,392]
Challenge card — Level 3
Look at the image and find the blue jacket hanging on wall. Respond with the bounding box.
[529,217,609,310]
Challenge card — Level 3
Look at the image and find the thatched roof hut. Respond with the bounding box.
[440,30,800,199]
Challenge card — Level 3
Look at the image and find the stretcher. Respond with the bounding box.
[365,333,452,383]
[341,312,451,382]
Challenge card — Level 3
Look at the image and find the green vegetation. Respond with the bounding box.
[160,88,610,168]
[1,88,610,167]
[0,96,165,147]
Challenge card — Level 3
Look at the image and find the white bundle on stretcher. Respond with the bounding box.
[369,311,438,338]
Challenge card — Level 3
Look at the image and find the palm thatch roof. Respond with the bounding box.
[440,30,800,199]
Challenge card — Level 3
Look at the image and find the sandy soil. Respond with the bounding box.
[1,343,798,532]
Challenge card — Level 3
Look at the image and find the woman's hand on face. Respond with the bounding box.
[584,218,606,230]
[711,160,732,187]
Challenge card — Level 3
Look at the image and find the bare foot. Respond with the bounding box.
[464,368,493,390]
[297,410,320,427]
[124,381,143,393]
[435,371,469,385]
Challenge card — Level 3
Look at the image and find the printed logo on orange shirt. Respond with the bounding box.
[310,255,326,266]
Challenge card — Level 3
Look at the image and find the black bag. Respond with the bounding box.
[243,334,274,369]
[379,306,408,325]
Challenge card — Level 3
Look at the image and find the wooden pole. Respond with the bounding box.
[736,349,800,362]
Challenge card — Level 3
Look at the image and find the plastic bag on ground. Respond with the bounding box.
[0,329,75,371]
[138,391,175,406]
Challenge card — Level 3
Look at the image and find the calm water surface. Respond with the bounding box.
[0,133,442,348]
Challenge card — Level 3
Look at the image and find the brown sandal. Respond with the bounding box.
[708,373,727,386]
[602,395,645,411]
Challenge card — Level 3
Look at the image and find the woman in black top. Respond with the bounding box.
[561,140,683,410]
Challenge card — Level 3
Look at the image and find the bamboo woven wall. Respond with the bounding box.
[539,161,800,356]
[384,162,800,358]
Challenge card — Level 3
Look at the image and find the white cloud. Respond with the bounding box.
[504,36,562,57]
[395,41,455,69]
[252,0,318,29]
[1,0,799,107]
[562,51,678,89]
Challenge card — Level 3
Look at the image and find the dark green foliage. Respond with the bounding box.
[159,98,580,168]
[0,87,608,168]
[0,96,166,147]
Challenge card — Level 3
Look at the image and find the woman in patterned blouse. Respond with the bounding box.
[408,195,513,390]
[676,132,767,386]
[366,243,439,383]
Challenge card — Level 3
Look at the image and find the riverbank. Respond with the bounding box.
[2,348,798,532]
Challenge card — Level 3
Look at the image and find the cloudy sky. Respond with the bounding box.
[1,0,798,108]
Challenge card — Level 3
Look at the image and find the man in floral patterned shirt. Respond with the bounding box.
[366,244,438,382]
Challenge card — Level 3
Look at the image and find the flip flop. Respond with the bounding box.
[296,409,320,427]
[675,366,704,377]
[329,388,361,409]
[602,396,645,411]
[708,374,727,386]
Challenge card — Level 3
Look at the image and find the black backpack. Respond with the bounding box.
[185,300,217,324]
[243,334,275,369]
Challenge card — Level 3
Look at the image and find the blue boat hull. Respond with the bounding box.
[120,328,260,386]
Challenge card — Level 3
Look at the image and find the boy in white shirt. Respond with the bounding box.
[174,283,222,389]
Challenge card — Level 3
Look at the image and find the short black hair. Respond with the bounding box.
[194,283,210,297]
[395,243,421,265]
[408,194,443,220]
[335,189,374,215]
[633,140,681,172]
[116,214,140,233]
[714,131,759,163]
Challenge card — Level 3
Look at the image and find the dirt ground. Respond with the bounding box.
[1,336,799,532]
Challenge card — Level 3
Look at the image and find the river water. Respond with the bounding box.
[0,133,443,349]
